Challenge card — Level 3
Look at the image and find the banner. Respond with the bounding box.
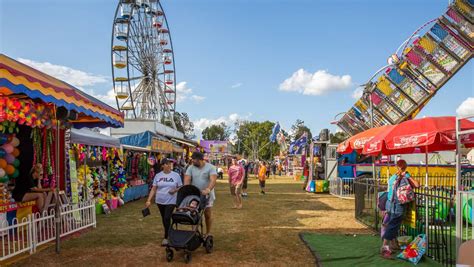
[199,140,229,154]
[151,138,173,153]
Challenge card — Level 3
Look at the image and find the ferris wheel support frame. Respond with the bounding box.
[111,0,177,129]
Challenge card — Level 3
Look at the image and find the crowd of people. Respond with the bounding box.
[144,152,283,247]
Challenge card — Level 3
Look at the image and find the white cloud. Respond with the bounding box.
[94,89,118,107]
[17,58,108,88]
[175,81,205,103]
[279,69,352,95]
[456,97,474,117]
[352,87,364,99]
[194,113,251,132]
[231,83,243,89]
[191,95,206,103]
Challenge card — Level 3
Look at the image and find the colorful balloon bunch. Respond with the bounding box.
[0,134,21,183]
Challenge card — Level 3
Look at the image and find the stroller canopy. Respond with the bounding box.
[176,185,201,207]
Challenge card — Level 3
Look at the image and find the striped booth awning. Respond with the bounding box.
[0,54,124,128]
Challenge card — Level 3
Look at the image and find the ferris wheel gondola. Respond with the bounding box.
[111,0,177,127]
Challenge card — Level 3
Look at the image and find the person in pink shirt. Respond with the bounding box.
[228,158,244,209]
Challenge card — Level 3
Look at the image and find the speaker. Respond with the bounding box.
[320,129,329,141]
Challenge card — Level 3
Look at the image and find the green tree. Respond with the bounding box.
[162,112,195,139]
[290,119,312,142]
[330,131,349,144]
[202,123,230,141]
[234,121,279,160]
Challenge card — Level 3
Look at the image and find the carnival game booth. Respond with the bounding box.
[0,54,123,261]
[119,131,175,202]
[70,129,124,215]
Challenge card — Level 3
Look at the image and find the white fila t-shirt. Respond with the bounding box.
[152,171,182,205]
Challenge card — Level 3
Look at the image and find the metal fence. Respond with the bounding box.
[354,173,474,266]
[329,177,355,199]
[459,191,473,244]
[1,201,96,262]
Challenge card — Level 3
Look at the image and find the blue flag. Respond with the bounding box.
[269,122,281,143]
[289,132,308,155]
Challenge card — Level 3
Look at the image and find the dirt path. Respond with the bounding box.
[13,177,369,266]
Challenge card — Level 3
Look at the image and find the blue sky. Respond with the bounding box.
[1,0,472,137]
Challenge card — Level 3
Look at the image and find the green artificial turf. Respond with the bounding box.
[300,233,442,267]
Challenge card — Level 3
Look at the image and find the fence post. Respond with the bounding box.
[28,214,33,254]
[92,201,97,228]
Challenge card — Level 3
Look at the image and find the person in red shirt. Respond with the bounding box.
[228,158,244,209]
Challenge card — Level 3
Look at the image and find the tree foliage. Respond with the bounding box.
[290,119,312,142]
[202,123,230,141]
[234,121,279,160]
[330,131,349,144]
[162,112,195,139]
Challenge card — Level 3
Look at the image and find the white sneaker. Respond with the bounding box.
[161,239,169,246]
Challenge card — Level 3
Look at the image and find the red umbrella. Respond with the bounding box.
[362,116,474,156]
[337,125,394,154]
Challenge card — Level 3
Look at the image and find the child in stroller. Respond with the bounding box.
[165,185,214,264]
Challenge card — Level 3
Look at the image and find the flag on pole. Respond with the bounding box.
[289,132,308,155]
[270,122,281,143]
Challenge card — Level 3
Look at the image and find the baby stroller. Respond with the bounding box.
[165,185,214,264]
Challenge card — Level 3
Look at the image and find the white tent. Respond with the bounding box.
[70,128,121,148]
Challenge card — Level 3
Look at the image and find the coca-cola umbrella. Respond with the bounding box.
[361,116,474,247]
[362,116,474,156]
[336,125,394,154]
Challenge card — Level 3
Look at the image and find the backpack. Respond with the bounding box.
[395,176,415,204]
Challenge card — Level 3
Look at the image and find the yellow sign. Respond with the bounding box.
[151,138,173,153]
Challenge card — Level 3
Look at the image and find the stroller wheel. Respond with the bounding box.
[165,247,174,262]
[204,236,214,253]
[184,251,192,264]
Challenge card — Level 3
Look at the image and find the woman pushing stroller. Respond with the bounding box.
[145,158,182,246]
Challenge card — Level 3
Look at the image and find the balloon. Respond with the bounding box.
[0,135,7,145]
[12,169,19,178]
[0,168,5,177]
[7,136,12,143]
[12,148,19,157]
[5,154,14,164]
[0,149,5,158]
[13,159,20,167]
[2,144,13,154]
[5,165,14,175]
[0,176,9,183]
[11,137,19,147]
[0,159,6,169]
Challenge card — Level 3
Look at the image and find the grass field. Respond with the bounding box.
[13,176,369,266]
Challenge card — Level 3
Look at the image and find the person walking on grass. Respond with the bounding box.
[184,152,217,238]
[228,158,244,209]
[381,159,419,258]
[145,158,182,246]
[241,159,250,198]
[258,161,267,194]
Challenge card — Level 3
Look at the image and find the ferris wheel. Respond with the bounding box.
[111,0,176,128]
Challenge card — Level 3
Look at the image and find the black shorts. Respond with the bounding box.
[259,180,266,188]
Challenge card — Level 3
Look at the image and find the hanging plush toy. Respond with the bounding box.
[102,147,108,162]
